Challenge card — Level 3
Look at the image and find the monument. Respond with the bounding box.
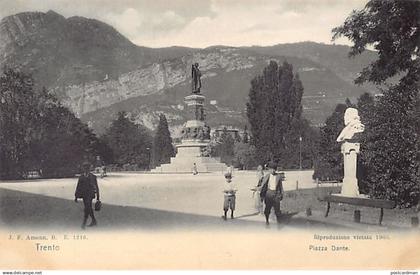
[336,107,365,197]
[151,63,228,173]
[321,107,395,225]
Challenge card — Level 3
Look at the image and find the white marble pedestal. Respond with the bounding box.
[340,142,360,197]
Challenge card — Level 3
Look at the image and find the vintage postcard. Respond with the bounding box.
[0,0,419,271]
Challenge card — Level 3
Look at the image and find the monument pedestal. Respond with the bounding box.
[151,93,227,173]
[152,139,227,173]
[339,141,365,197]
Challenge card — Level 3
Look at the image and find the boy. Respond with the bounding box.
[223,172,237,220]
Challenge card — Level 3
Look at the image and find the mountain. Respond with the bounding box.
[78,46,370,135]
[0,11,378,136]
[0,10,196,89]
[245,42,377,84]
[245,42,378,92]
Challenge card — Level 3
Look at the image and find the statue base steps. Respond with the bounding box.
[151,156,228,173]
[151,139,228,173]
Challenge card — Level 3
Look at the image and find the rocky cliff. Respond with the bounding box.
[63,47,258,116]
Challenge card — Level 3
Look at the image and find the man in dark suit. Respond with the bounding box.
[259,161,284,225]
[75,161,100,229]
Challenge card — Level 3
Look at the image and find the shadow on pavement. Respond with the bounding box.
[280,211,299,223]
[0,188,272,231]
[235,212,260,219]
[2,187,388,232]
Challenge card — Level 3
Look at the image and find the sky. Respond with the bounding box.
[0,0,368,48]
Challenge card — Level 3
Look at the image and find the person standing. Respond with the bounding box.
[222,172,237,220]
[260,161,284,225]
[192,163,198,175]
[254,165,265,214]
[226,164,234,176]
[95,155,106,178]
[101,164,107,178]
[75,161,100,229]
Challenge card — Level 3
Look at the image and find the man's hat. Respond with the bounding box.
[267,161,278,169]
[224,172,232,179]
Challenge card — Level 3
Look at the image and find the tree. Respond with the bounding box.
[214,127,235,165]
[0,69,40,179]
[283,119,319,170]
[313,103,347,181]
[356,93,375,121]
[355,92,375,193]
[233,142,257,170]
[152,114,174,166]
[242,125,249,144]
[36,104,101,178]
[246,61,309,167]
[103,112,152,169]
[333,0,420,206]
[359,83,419,206]
[0,69,101,179]
[96,136,114,165]
[333,0,420,85]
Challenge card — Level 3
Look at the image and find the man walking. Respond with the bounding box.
[260,161,284,225]
[75,161,100,229]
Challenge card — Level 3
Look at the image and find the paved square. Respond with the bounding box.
[0,170,320,231]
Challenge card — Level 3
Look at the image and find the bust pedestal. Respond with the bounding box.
[340,142,360,197]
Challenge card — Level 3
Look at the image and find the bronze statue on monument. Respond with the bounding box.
[151,61,227,172]
[191,62,202,94]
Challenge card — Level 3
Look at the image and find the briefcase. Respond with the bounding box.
[94,200,102,211]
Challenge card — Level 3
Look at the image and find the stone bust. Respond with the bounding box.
[336,107,365,142]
